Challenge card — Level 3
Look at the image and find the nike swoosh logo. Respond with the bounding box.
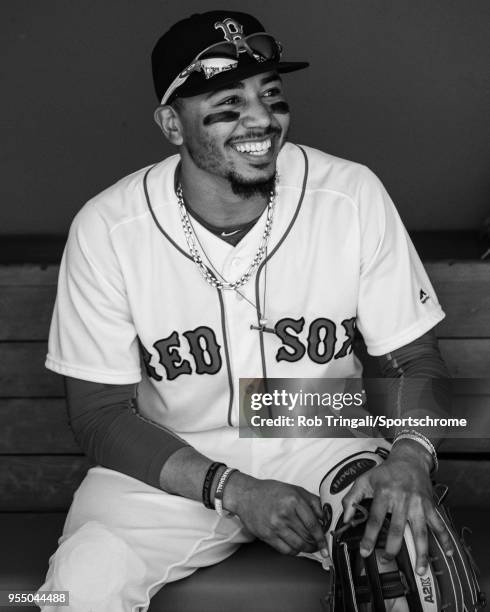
[221,229,240,237]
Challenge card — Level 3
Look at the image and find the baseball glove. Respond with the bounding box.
[319,448,486,611]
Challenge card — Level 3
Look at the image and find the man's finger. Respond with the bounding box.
[295,499,328,557]
[277,526,316,555]
[303,491,323,521]
[360,494,389,557]
[408,499,429,575]
[342,475,371,523]
[270,535,296,556]
[426,504,454,557]
[383,500,408,561]
[283,506,316,544]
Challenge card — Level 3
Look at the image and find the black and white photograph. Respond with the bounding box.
[1,1,489,610]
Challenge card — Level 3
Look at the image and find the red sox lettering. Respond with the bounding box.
[141,316,356,381]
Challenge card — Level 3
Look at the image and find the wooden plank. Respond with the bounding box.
[0,343,64,397]
[0,399,79,453]
[425,261,490,284]
[450,379,490,395]
[0,286,56,340]
[0,264,59,286]
[0,456,90,511]
[426,262,490,338]
[437,460,490,507]
[439,394,490,453]
[0,456,486,511]
[439,339,490,378]
[439,439,490,453]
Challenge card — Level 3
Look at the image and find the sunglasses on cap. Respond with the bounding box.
[161,32,282,105]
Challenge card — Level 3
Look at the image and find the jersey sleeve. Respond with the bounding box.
[46,203,142,384]
[356,168,445,356]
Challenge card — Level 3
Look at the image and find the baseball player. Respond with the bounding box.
[39,11,457,611]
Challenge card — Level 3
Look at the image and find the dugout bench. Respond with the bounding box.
[0,233,489,611]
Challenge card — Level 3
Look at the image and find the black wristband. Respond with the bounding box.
[202,462,226,509]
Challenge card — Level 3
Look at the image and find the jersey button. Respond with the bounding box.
[231,257,241,267]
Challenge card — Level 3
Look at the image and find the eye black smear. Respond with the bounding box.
[203,111,240,126]
[270,101,290,114]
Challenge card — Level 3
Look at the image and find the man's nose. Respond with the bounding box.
[240,96,272,129]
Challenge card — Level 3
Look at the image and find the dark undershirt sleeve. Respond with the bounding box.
[65,330,449,486]
[372,329,451,448]
[65,376,189,489]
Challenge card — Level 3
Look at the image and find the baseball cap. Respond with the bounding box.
[151,11,309,104]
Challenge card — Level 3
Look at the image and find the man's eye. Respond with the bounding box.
[219,96,240,106]
[263,87,282,98]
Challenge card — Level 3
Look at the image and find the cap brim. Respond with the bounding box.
[173,59,309,101]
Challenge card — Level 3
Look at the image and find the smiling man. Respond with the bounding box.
[157,69,288,226]
[38,11,464,612]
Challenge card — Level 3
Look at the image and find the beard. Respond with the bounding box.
[184,125,283,199]
[227,170,276,199]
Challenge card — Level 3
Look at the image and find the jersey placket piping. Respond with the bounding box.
[143,164,235,429]
[254,145,310,380]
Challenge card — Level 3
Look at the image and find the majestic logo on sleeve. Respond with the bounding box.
[141,316,357,382]
[214,18,244,43]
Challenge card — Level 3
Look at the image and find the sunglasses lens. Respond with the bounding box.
[245,34,281,62]
[164,33,283,102]
[199,42,238,60]
[199,57,239,79]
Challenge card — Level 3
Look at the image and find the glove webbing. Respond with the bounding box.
[331,505,427,612]
[332,540,426,611]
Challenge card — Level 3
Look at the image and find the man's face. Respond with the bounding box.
[175,71,290,196]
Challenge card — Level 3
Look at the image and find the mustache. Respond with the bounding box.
[229,126,282,143]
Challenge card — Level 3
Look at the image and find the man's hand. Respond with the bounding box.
[223,472,329,558]
[341,439,454,575]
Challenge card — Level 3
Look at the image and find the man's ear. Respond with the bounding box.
[154,105,184,145]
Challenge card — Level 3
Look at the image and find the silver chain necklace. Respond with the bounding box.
[176,182,276,291]
[183,210,272,329]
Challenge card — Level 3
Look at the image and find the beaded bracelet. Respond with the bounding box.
[392,429,438,473]
[214,467,237,518]
[202,462,226,509]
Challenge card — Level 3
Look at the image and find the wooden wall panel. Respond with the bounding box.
[0,265,59,286]
[0,344,63,397]
[0,456,90,511]
[426,262,490,338]
[0,286,56,340]
[439,339,490,378]
[437,460,490,507]
[0,399,79,453]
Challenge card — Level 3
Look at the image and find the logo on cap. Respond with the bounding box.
[214,18,244,43]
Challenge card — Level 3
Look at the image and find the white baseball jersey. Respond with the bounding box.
[46,142,445,449]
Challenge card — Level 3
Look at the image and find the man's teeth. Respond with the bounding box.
[233,138,272,156]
